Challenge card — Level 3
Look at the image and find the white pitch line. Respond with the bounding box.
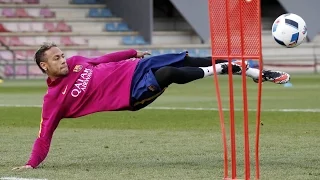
[145,107,320,112]
[0,104,42,108]
[0,104,320,113]
[0,177,47,180]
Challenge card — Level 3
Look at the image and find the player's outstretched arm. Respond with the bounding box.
[88,49,142,65]
[13,107,62,170]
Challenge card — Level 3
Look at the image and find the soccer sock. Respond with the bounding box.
[183,56,228,67]
[199,64,223,77]
[245,68,261,79]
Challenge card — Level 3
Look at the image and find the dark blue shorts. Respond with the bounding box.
[130,52,187,111]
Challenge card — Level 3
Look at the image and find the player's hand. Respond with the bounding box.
[136,51,151,58]
[12,165,33,171]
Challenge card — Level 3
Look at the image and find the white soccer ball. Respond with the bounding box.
[272,13,307,48]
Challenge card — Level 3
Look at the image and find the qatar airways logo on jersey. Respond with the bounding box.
[71,68,93,97]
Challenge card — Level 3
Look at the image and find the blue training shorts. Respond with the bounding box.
[130,51,187,111]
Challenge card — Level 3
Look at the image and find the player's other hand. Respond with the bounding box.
[12,165,33,171]
[136,51,151,58]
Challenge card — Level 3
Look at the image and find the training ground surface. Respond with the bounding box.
[0,75,319,180]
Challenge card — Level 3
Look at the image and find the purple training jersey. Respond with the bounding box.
[26,49,139,168]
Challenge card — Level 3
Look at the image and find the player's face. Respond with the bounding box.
[40,47,69,78]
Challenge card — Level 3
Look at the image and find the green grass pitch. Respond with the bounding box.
[0,75,319,180]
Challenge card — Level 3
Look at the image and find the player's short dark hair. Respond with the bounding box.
[34,42,57,73]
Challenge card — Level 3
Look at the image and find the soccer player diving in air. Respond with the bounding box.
[13,43,290,170]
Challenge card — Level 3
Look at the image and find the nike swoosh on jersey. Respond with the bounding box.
[62,85,68,95]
